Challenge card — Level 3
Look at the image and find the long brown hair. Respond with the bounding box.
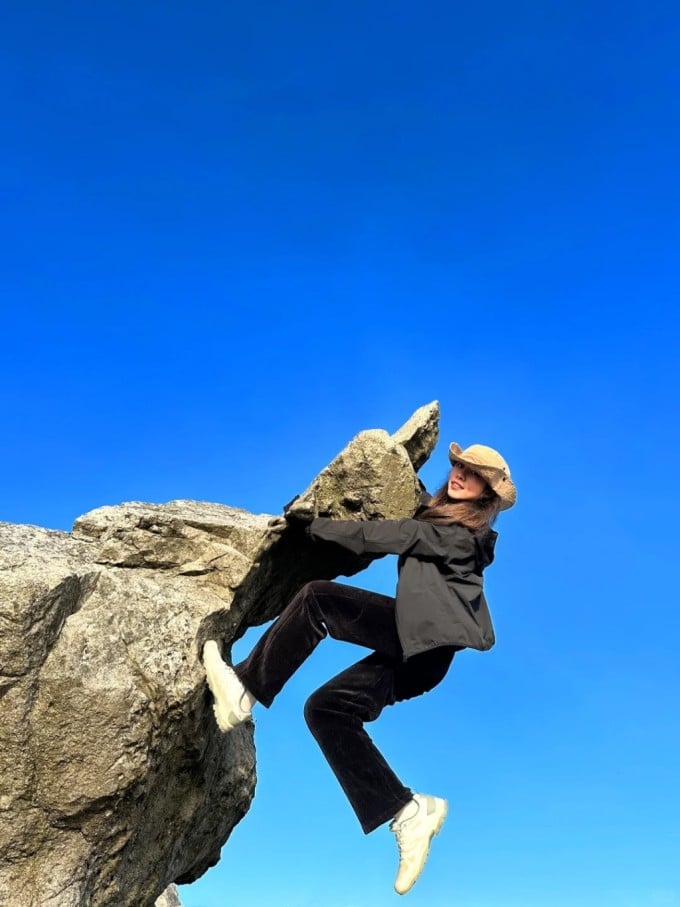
[415,476,502,532]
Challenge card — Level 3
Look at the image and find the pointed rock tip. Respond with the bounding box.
[391,401,440,471]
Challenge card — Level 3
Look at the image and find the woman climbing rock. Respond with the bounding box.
[202,441,516,895]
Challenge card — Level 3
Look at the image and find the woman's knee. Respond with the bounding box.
[303,686,335,729]
[305,672,388,729]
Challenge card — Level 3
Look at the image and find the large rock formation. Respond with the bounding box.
[0,403,439,907]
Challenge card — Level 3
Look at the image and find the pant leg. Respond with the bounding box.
[304,645,457,834]
[234,580,401,707]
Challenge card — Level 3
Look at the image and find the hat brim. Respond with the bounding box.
[448,442,502,473]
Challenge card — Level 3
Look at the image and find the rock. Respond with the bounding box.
[0,403,439,906]
[155,885,182,907]
[285,400,439,522]
[391,400,440,471]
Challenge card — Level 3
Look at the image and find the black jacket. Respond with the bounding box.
[309,512,497,659]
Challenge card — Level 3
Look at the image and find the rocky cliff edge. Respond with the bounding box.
[0,402,439,906]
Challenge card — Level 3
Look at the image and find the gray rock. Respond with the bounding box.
[286,400,439,522]
[155,884,182,907]
[0,403,439,906]
[391,400,440,471]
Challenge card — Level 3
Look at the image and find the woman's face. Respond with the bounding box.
[447,462,488,501]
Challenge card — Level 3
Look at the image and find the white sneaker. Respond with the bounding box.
[390,793,447,895]
[202,640,252,732]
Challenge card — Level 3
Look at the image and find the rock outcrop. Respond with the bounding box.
[153,885,182,907]
[0,402,439,907]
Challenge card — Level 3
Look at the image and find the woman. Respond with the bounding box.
[203,442,516,895]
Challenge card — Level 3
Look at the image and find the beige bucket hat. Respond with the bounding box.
[448,442,517,510]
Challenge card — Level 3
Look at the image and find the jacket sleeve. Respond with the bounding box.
[309,517,471,560]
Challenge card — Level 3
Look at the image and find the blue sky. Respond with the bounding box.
[2,1,679,905]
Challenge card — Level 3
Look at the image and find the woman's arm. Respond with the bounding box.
[309,517,472,560]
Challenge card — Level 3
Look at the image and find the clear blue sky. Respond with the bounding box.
[2,2,679,905]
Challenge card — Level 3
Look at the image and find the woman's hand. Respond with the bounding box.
[266,507,315,541]
[266,516,289,539]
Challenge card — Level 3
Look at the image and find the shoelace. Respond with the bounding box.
[392,820,411,852]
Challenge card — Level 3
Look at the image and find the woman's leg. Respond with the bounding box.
[303,651,410,834]
[303,645,457,834]
[203,580,399,732]
[234,580,401,707]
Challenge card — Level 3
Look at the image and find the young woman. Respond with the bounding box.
[203,442,516,895]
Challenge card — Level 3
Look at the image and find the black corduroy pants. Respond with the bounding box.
[234,580,457,834]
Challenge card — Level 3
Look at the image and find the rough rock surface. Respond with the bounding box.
[154,884,182,907]
[0,403,439,907]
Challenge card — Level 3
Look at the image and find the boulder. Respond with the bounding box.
[0,402,439,906]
